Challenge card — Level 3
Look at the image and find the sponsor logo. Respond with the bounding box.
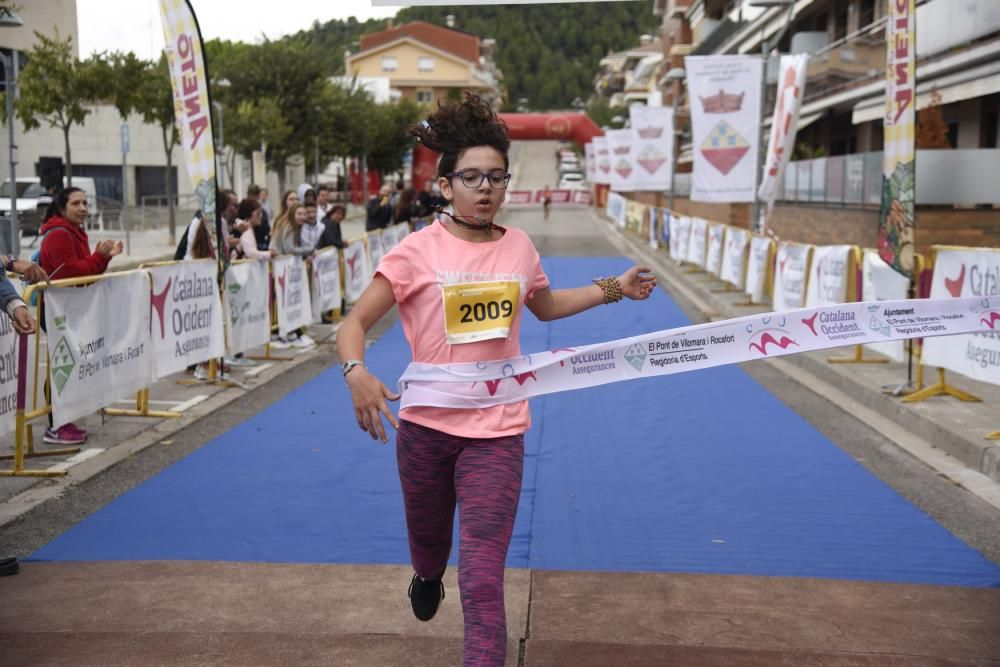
[944,264,965,297]
[801,312,818,336]
[50,336,76,395]
[346,250,360,279]
[150,277,172,339]
[981,311,1000,329]
[749,332,798,356]
[277,267,287,308]
[54,315,66,331]
[567,350,616,376]
[624,343,647,371]
[475,371,538,397]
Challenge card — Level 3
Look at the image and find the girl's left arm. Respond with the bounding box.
[526,265,656,322]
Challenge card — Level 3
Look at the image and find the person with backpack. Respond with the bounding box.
[37,187,124,446]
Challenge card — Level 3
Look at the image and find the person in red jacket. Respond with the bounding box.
[37,187,124,445]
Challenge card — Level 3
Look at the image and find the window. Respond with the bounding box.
[416,89,434,103]
[859,0,876,28]
[417,57,434,72]
[834,1,849,41]
[380,56,398,72]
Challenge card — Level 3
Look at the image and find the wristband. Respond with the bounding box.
[341,360,365,377]
[4,255,17,273]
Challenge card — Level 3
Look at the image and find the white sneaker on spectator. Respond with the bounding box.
[290,336,312,348]
[194,364,209,380]
[225,355,256,367]
[297,334,316,346]
[270,337,291,349]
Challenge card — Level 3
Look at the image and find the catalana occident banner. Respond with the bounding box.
[685,55,762,203]
[223,260,269,355]
[399,296,995,409]
[922,248,1000,386]
[272,255,313,336]
[45,273,155,426]
[148,260,225,378]
[311,248,342,322]
[158,0,218,242]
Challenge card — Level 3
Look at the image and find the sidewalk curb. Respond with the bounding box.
[591,211,1000,511]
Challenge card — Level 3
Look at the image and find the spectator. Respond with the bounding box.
[181,188,233,261]
[389,179,405,211]
[317,203,347,250]
[247,184,270,251]
[217,189,246,254]
[366,184,392,231]
[269,203,315,259]
[231,198,275,261]
[393,187,418,227]
[38,187,123,445]
[297,183,316,208]
[300,201,322,250]
[316,184,332,223]
[259,187,273,219]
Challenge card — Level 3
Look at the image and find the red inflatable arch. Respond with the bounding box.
[412,112,603,191]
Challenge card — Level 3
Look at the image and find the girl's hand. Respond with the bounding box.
[618,265,657,301]
[346,366,400,443]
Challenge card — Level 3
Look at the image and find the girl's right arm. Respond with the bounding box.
[336,274,400,443]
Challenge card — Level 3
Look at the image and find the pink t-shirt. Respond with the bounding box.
[376,220,549,438]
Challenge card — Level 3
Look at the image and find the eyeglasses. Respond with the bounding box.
[445,168,511,189]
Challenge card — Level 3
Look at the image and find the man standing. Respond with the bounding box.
[300,201,323,250]
[366,184,393,232]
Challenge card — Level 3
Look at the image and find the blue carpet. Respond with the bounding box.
[31,257,1000,588]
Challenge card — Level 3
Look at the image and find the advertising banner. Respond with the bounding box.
[45,273,154,427]
[0,283,36,438]
[628,105,674,191]
[670,215,692,264]
[399,296,997,409]
[862,249,910,361]
[648,207,659,249]
[720,226,749,289]
[878,0,917,277]
[311,248,342,322]
[272,255,312,336]
[659,208,671,249]
[147,260,225,378]
[505,190,533,205]
[686,217,708,268]
[158,0,220,258]
[344,239,371,303]
[685,55,762,202]
[922,248,1000,385]
[367,231,385,271]
[804,245,853,307]
[592,136,611,186]
[223,260,270,355]
[773,242,813,311]
[605,192,627,227]
[605,128,637,192]
[706,223,725,276]
[759,54,809,220]
[745,236,773,303]
[624,200,645,234]
[585,141,596,182]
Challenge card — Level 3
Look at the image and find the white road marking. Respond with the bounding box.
[46,448,105,473]
[169,394,210,412]
[244,363,274,377]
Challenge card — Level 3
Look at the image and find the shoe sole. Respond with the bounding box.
[0,557,19,576]
[43,436,86,445]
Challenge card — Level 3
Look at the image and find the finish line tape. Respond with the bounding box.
[399,296,998,409]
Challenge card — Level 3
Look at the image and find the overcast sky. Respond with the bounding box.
[77,0,402,60]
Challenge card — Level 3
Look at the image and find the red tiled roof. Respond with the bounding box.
[358,21,480,64]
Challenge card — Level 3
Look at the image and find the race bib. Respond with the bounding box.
[442,280,520,344]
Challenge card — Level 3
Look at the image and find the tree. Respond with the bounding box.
[366,98,422,175]
[916,89,951,149]
[135,56,182,244]
[5,31,106,186]
[223,96,292,191]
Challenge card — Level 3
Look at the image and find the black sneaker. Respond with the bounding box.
[408,573,445,621]
[0,556,20,576]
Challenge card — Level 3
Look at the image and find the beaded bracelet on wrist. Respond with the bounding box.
[592,276,623,304]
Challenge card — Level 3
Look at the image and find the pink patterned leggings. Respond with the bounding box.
[396,419,525,667]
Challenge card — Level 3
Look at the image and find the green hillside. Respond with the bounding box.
[285,1,659,111]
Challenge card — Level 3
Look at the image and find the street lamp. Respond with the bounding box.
[663,67,686,213]
[1,6,24,256]
[212,79,231,188]
[749,0,795,233]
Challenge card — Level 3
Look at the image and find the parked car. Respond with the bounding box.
[0,176,101,235]
[558,172,587,189]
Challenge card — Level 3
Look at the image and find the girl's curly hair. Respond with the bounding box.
[410,93,510,178]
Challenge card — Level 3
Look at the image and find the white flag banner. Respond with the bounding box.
[670,215,692,263]
[805,245,853,307]
[344,239,371,303]
[759,54,809,218]
[686,217,708,268]
[605,191,627,227]
[147,260,225,378]
[398,296,997,409]
[745,236,773,303]
[0,283,37,438]
[45,273,154,427]
[592,136,612,186]
[862,249,911,362]
[311,248,342,322]
[773,242,813,311]
[628,105,674,191]
[223,260,270,355]
[585,141,596,183]
[922,248,1000,385]
[605,128,638,192]
[706,223,725,277]
[685,55,762,202]
[648,206,659,249]
[720,226,749,289]
[272,255,312,336]
[625,200,644,234]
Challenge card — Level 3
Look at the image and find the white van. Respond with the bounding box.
[0,176,102,234]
